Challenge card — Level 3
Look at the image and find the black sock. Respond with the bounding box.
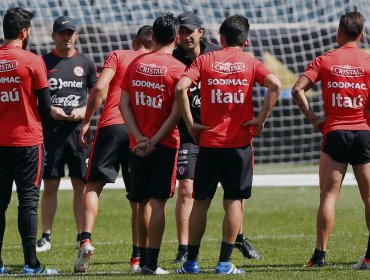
[80,232,92,244]
[76,233,81,242]
[139,247,147,268]
[23,245,40,268]
[187,244,200,261]
[178,244,188,254]
[313,248,326,259]
[0,255,3,268]
[42,233,51,241]
[219,241,234,262]
[131,245,140,259]
[365,236,370,260]
[235,233,244,243]
[146,247,160,271]
[0,241,3,265]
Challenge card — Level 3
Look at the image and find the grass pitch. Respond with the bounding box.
[1,185,369,279]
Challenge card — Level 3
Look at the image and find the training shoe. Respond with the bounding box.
[215,261,246,274]
[353,256,370,270]
[175,260,200,274]
[172,251,188,264]
[0,266,7,274]
[234,238,260,259]
[129,257,141,273]
[303,256,326,268]
[141,266,169,275]
[74,240,95,273]
[23,263,58,275]
[36,237,51,252]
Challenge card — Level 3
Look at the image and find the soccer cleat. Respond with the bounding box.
[234,237,260,259]
[215,261,246,274]
[36,237,51,252]
[74,240,95,273]
[352,256,370,270]
[23,263,58,275]
[172,251,188,264]
[129,257,141,273]
[175,260,200,274]
[141,266,169,275]
[303,256,326,268]
[0,266,7,274]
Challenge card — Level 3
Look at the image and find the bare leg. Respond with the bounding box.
[223,199,243,244]
[40,178,61,234]
[71,178,86,234]
[188,199,212,245]
[353,163,370,234]
[81,180,104,233]
[316,152,347,251]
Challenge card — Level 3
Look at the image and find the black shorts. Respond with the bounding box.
[194,145,253,200]
[86,124,130,191]
[127,145,178,203]
[0,144,43,209]
[176,142,199,180]
[322,130,370,165]
[43,123,90,180]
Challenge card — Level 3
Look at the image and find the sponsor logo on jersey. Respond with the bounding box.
[332,93,364,108]
[330,65,364,77]
[132,80,165,92]
[73,66,84,77]
[327,81,367,90]
[0,60,18,72]
[51,95,81,107]
[0,88,20,102]
[48,78,83,90]
[208,78,249,86]
[191,95,201,108]
[136,63,167,76]
[135,91,163,109]
[211,89,245,104]
[211,62,245,74]
[177,166,186,175]
[0,76,21,83]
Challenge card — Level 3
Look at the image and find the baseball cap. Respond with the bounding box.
[53,16,76,33]
[178,12,202,31]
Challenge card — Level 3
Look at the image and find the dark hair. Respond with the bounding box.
[135,25,155,49]
[219,15,250,47]
[153,12,180,45]
[339,11,364,39]
[3,7,33,40]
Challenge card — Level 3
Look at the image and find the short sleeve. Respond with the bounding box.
[183,56,202,86]
[254,59,272,85]
[32,56,49,90]
[103,51,119,73]
[303,56,323,84]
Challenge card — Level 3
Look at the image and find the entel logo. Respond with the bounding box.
[211,62,245,74]
[136,63,167,76]
[331,65,364,77]
[0,60,18,72]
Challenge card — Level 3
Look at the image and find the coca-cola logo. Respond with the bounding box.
[331,65,364,77]
[136,63,167,76]
[211,62,245,74]
[191,95,201,108]
[0,60,18,72]
[51,95,81,107]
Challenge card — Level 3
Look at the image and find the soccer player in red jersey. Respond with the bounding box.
[0,8,58,275]
[172,12,260,263]
[120,13,185,275]
[36,16,97,253]
[175,15,281,274]
[74,26,155,274]
[292,11,370,269]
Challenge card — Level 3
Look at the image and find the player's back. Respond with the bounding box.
[0,45,48,146]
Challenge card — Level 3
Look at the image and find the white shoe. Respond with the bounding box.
[353,256,370,270]
[36,237,51,252]
[142,266,169,275]
[74,241,95,273]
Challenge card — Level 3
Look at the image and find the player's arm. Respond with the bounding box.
[244,73,281,137]
[79,68,114,148]
[35,87,51,124]
[291,75,324,131]
[119,90,148,147]
[175,76,209,144]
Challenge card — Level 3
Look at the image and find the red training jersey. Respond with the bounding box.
[304,44,370,135]
[98,50,144,128]
[184,47,271,148]
[0,45,49,146]
[121,50,185,149]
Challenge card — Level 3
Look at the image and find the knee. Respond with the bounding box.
[178,180,194,198]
